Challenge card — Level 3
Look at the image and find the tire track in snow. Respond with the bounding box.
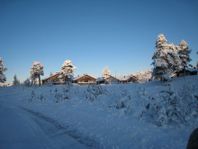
[20,107,101,149]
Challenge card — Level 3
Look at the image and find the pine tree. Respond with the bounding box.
[13,75,20,86]
[152,34,171,81]
[155,34,167,48]
[0,57,7,83]
[178,40,191,71]
[30,61,44,86]
[102,67,110,79]
[151,34,190,81]
[167,45,182,74]
[60,60,75,83]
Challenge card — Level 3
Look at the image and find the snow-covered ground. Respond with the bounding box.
[0,75,198,149]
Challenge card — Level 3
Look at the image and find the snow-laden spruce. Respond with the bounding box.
[152,34,191,81]
[30,61,44,86]
[178,40,191,70]
[0,57,7,83]
[59,60,75,83]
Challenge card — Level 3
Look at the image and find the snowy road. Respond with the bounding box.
[0,103,91,149]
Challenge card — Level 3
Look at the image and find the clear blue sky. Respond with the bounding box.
[0,0,198,82]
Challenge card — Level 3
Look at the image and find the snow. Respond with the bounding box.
[0,75,198,149]
[0,103,89,149]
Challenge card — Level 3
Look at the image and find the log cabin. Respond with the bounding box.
[105,75,120,84]
[42,72,62,84]
[73,74,96,85]
[42,72,72,85]
[120,75,138,83]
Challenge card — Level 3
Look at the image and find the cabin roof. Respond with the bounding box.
[107,75,120,81]
[119,75,138,81]
[42,72,61,81]
[74,74,96,81]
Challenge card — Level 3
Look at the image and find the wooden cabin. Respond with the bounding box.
[42,72,72,85]
[120,75,138,83]
[74,74,96,85]
[105,75,120,84]
[42,72,62,84]
[126,75,138,83]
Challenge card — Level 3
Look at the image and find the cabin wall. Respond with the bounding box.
[74,76,96,85]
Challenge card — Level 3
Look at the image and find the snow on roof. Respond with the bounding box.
[107,75,120,80]
[42,72,61,81]
[74,74,97,81]
[118,75,137,81]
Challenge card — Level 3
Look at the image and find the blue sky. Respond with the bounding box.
[0,0,198,82]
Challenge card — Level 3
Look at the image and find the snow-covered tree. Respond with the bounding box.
[152,34,171,81]
[143,84,198,126]
[13,75,20,86]
[0,57,7,83]
[30,61,44,86]
[167,46,182,74]
[60,60,75,83]
[102,67,110,79]
[152,34,188,81]
[178,40,191,70]
[155,34,167,48]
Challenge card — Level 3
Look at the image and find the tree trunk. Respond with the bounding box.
[38,75,41,86]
